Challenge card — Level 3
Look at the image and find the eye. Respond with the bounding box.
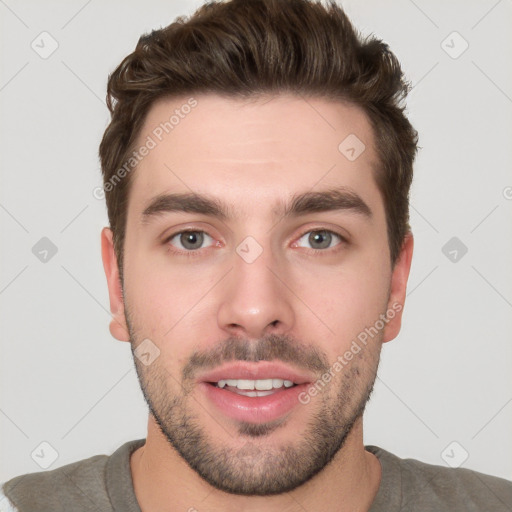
[167,230,215,252]
[294,229,344,251]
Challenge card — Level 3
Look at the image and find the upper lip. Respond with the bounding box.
[196,361,315,385]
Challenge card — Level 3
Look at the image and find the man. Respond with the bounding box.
[2,0,511,510]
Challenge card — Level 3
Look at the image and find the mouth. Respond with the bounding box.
[207,378,297,397]
[197,362,313,424]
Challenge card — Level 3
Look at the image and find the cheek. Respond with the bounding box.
[124,253,221,341]
[124,274,194,378]
[289,260,390,350]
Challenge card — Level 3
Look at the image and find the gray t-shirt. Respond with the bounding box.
[2,439,511,511]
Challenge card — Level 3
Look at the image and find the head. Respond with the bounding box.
[100,0,416,496]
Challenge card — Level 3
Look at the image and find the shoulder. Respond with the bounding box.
[2,439,144,512]
[366,445,512,511]
[1,487,19,512]
[1,453,111,512]
[1,438,146,512]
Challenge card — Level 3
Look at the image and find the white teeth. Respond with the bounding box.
[237,379,255,390]
[272,378,284,388]
[215,378,296,390]
[255,379,273,390]
[237,390,276,397]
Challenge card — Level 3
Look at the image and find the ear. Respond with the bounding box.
[101,227,130,342]
[382,232,414,343]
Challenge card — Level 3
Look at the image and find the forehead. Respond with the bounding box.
[127,93,383,222]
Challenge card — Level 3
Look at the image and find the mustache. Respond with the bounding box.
[182,333,330,382]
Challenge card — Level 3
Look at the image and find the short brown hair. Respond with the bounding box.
[99,0,418,278]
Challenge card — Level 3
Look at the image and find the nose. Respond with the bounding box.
[217,243,295,340]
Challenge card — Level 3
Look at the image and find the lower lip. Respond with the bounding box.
[200,382,309,424]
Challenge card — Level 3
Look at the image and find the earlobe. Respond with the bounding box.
[101,227,130,342]
[382,232,414,343]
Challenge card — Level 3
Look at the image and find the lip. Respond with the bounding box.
[195,361,315,385]
[196,361,314,424]
[200,381,310,423]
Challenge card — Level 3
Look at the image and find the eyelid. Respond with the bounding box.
[167,229,215,251]
[162,225,349,256]
[292,228,347,251]
[161,222,221,244]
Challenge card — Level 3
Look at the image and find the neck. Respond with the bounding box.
[131,414,381,512]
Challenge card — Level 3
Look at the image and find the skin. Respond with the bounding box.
[102,93,414,512]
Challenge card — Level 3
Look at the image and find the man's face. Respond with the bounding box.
[102,94,411,495]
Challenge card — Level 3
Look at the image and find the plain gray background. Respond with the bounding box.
[1,0,511,484]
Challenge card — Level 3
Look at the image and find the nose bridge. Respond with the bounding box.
[217,235,295,338]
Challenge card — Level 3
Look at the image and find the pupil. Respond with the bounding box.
[181,232,203,250]
[309,230,331,249]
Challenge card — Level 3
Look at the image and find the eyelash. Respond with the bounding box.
[164,229,215,259]
[163,228,347,258]
[294,228,347,254]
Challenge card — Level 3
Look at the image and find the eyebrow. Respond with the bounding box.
[140,187,372,224]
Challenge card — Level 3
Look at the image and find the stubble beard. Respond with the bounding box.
[127,317,381,495]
